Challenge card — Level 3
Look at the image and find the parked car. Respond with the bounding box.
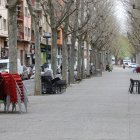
[0,59,23,74]
[128,63,139,68]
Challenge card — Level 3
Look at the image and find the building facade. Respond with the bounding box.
[0,0,63,68]
[0,0,8,59]
[17,0,31,66]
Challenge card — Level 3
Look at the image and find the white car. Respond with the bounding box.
[0,59,23,74]
[129,63,139,68]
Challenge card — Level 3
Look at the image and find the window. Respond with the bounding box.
[0,63,8,70]
[4,0,7,6]
[25,27,28,36]
[58,48,61,55]
[20,50,23,65]
[3,19,6,31]
[25,7,28,17]
[28,28,30,37]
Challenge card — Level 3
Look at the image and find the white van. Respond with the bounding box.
[0,59,23,74]
[123,59,131,67]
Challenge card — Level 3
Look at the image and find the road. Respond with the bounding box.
[1,67,140,140]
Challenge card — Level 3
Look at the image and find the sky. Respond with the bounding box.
[114,0,127,34]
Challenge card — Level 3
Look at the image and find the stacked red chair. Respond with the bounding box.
[0,72,28,112]
[0,74,6,100]
[11,74,24,102]
[0,73,17,103]
[11,73,28,112]
[0,74,7,110]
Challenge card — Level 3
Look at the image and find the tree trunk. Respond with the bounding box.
[96,50,101,69]
[8,7,18,74]
[115,56,119,65]
[77,38,82,79]
[70,34,76,83]
[90,45,96,74]
[26,0,42,95]
[62,37,68,82]
[62,16,69,83]
[51,28,58,77]
[34,23,41,95]
[70,0,80,84]
[86,42,90,76]
[80,0,85,79]
[81,42,85,79]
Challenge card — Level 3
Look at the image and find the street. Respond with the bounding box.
[1,67,140,140]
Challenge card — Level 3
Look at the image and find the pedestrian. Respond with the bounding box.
[60,64,62,74]
[43,65,54,80]
[123,63,125,69]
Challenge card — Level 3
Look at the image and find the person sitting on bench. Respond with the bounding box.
[43,65,54,80]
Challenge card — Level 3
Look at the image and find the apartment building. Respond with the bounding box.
[39,13,52,65]
[32,0,63,66]
[0,0,32,65]
[0,0,63,67]
[0,0,8,59]
[29,0,51,65]
[17,0,31,66]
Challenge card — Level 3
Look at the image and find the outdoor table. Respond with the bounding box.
[129,79,140,94]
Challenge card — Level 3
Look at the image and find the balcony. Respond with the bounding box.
[57,29,63,46]
[17,31,24,40]
[35,2,41,10]
[31,35,35,42]
[17,14,24,21]
[34,2,42,15]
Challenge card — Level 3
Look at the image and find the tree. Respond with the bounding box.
[7,0,19,74]
[121,0,140,56]
[111,33,134,64]
[41,0,75,79]
[26,0,42,95]
[88,0,116,71]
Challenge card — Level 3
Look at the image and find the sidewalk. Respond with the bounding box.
[1,67,140,140]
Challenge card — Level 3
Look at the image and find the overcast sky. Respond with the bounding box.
[114,0,127,33]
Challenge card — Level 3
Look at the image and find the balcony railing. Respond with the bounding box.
[17,31,24,40]
[17,14,24,21]
[35,2,41,10]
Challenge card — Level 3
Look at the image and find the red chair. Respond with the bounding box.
[136,67,140,73]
